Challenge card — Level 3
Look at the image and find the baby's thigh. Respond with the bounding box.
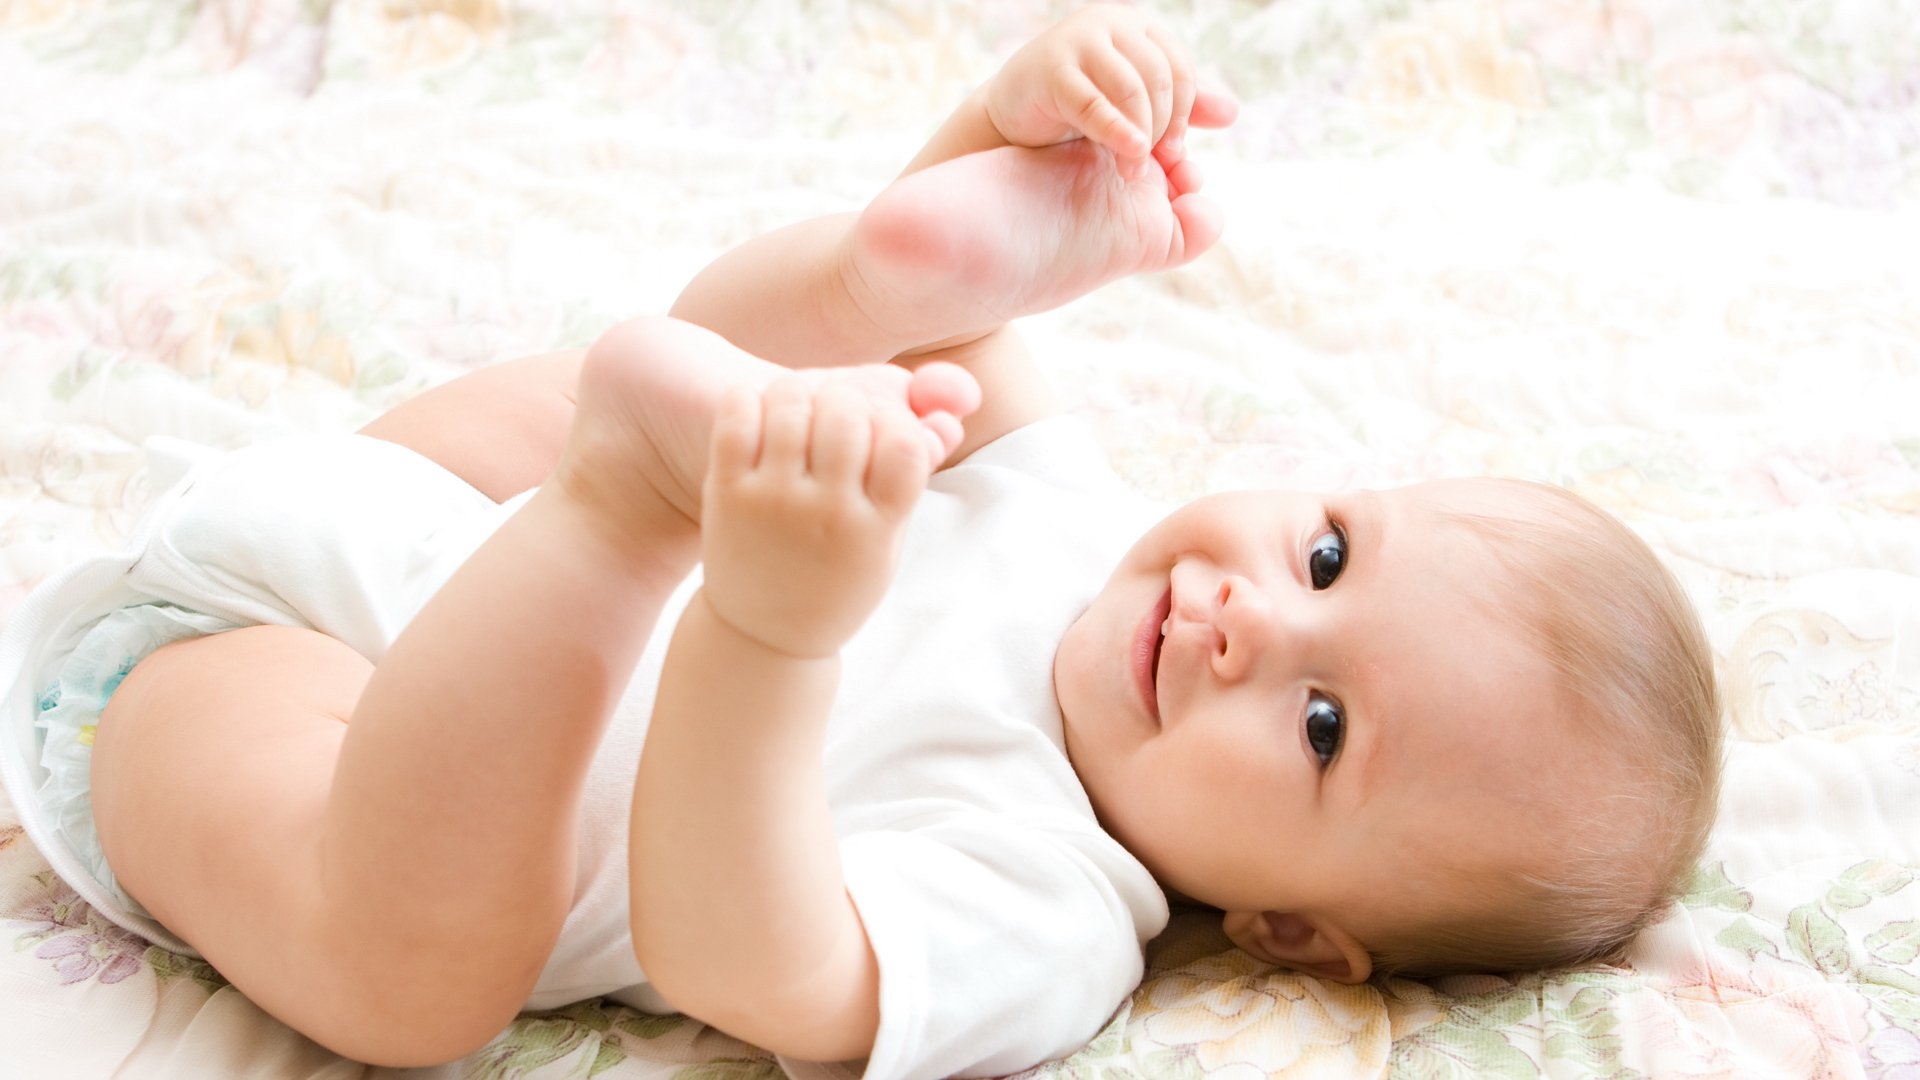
[358,349,584,502]
[92,625,510,1064]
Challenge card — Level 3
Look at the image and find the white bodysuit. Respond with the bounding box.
[0,416,1171,1080]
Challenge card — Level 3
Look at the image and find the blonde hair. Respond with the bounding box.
[1366,479,1724,978]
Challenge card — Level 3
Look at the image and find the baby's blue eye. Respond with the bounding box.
[1309,526,1345,590]
[1305,693,1344,767]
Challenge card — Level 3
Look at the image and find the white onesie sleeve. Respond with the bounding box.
[782,813,1162,1080]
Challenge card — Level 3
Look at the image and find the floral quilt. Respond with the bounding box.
[2,1,1916,1077]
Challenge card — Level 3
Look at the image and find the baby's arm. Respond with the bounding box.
[628,366,973,1060]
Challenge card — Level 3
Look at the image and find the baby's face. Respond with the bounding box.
[1055,479,1588,961]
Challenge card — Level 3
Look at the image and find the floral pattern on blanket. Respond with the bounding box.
[3,1,1917,1077]
[9,872,149,987]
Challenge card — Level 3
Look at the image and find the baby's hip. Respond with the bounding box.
[124,432,530,659]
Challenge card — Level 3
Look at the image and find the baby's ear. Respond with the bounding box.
[1221,910,1373,984]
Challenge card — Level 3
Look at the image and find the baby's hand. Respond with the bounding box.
[699,364,976,659]
[984,4,1238,165]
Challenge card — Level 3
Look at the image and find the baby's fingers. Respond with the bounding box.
[1112,24,1177,154]
[1143,20,1196,153]
[1059,51,1151,159]
[758,375,818,478]
[867,411,936,515]
[709,386,762,481]
[808,383,872,486]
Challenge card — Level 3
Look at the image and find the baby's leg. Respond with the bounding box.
[356,349,582,502]
[93,323,740,1066]
[90,319,966,1067]
[673,138,1219,372]
[847,140,1220,341]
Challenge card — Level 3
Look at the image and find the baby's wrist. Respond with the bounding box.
[901,86,1008,177]
[973,85,1019,148]
[693,587,845,666]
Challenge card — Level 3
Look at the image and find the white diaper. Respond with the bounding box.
[32,602,243,923]
[0,433,519,958]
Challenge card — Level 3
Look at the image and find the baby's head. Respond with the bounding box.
[1055,477,1722,982]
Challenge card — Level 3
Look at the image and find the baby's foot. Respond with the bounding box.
[552,317,975,569]
[846,139,1222,344]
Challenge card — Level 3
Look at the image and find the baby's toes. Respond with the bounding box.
[906,361,982,422]
[1162,156,1203,198]
[904,361,980,462]
[834,362,977,466]
[1165,191,1224,269]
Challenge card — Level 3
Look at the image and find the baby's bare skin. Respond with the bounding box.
[562,132,1218,564]
[386,115,1230,520]
[593,22,1236,1057]
[89,6,1238,1069]
[555,140,1225,1039]
[846,139,1221,350]
[551,322,975,568]
[669,2,1235,371]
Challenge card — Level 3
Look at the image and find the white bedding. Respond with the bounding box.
[3,1,1916,1076]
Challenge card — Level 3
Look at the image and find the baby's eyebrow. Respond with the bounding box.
[1343,493,1392,811]
[1351,687,1391,813]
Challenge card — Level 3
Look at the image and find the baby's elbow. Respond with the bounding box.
[753,1006,879,1069]
[633,947,880,1066]
[298,981,521,1069]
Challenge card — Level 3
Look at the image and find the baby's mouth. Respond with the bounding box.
[1151,611,1167,693]
[1135,585,1172,725]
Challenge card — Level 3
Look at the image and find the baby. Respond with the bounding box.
[0,6,1724,1079]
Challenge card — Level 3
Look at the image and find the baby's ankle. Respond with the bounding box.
[538,479,700,592]
[831,226,981,358]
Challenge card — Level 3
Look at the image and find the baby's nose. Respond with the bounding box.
[1209,575,1293,683]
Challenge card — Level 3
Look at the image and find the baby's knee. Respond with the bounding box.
[294,961,522,1067]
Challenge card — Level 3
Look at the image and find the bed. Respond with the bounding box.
[3,1,1916,1076]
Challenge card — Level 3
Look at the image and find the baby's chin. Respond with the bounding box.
[1050,607,1100,722]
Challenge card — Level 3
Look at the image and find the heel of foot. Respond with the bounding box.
[854,174,984,286]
